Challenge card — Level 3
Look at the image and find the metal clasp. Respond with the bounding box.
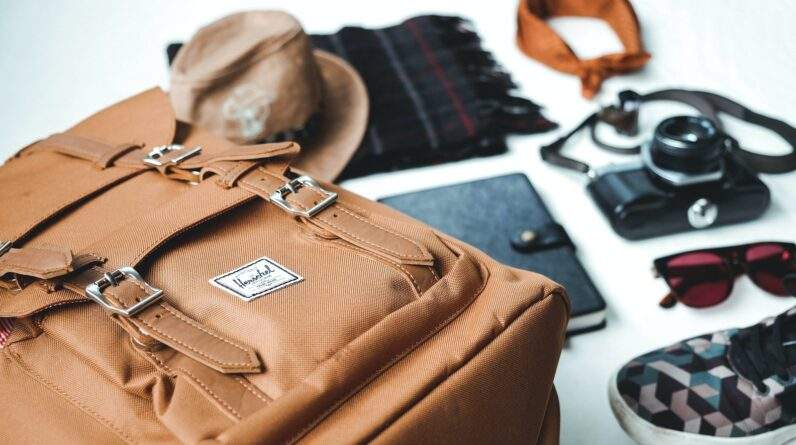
[85,267,163,317]
[270,175,337,218]
[143,144,202,167]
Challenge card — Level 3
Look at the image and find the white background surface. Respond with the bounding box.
[1,1,795,443]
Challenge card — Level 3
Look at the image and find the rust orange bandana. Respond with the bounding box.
[516,0,651,99]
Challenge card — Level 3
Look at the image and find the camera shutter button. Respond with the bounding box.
[687,198,718,228]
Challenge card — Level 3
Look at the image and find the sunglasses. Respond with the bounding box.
[653,242,796,308]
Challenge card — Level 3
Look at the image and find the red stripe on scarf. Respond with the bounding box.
[405,20,476,137]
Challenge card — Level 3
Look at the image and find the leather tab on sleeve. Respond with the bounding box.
[0,245,76,279]
[510,223,574,253]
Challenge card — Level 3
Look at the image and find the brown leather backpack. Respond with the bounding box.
[0,88,569,444]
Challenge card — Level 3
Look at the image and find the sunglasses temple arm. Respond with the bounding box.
[659,291,678,308]
[784,273,796,296]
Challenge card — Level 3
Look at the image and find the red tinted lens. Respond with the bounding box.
[664,252,732,307]
[746,243,796,295]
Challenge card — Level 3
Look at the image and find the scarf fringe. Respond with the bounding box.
[427,15,557,136]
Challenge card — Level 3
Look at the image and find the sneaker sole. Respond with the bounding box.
[608,369,796,444]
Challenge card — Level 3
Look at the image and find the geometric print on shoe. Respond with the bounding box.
[616,328,793,437]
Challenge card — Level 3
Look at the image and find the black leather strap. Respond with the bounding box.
[510,223,573,253]
[541,88,796,175]
[695,91,796,173]
[540,114,597,174]
[588,89,720,158]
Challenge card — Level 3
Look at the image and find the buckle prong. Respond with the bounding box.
[85,267,163,317]
[270,175,337,218]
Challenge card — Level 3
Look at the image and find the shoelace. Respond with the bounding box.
[730,312,795,393]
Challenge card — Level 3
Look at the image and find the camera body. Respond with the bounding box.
[587,116,770,240]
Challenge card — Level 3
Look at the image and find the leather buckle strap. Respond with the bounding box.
[84,266,163,317]
[234,168,435,266]
[0,256,261,374]
[541,88,796,175]
[58,264,262,374]
[0,245,75,279]
[270,175,337,218]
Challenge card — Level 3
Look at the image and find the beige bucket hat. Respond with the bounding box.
[169,11,368,181]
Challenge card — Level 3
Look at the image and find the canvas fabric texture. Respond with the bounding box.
[0,88,568,444]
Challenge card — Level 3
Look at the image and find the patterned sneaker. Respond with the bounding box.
[610,308,796,444]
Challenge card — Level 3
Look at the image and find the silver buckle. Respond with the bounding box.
[84,267,163,317]
[270,175,337,218]
[143,144,202,167]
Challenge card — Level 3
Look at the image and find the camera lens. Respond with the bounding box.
[650,116,723,174]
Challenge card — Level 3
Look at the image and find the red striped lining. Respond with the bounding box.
[0,318,14,348]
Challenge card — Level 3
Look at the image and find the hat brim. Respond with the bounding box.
[291,50,369,182]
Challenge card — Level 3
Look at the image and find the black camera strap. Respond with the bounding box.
[541,89,796,175]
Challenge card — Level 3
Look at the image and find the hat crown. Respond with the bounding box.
[170,11,323,143]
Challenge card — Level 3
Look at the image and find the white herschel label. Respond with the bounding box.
[210,257,303,301]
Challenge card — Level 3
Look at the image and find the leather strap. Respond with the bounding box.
[203,161,434,266]
[23,133,151,170]
[0,246,105,292]
[0,216,263,375]
[235,169,434,266]
[0,245,76,279]
[688,91,796,174]
[0,178,262,374]
[540,113,598,174]
[58,265,262,375]
[1,137,151,244]
[541,89,796,175]
[0,247,74,279]
[516,0,650,98]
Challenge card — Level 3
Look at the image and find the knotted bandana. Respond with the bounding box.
[516,0,651,99]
